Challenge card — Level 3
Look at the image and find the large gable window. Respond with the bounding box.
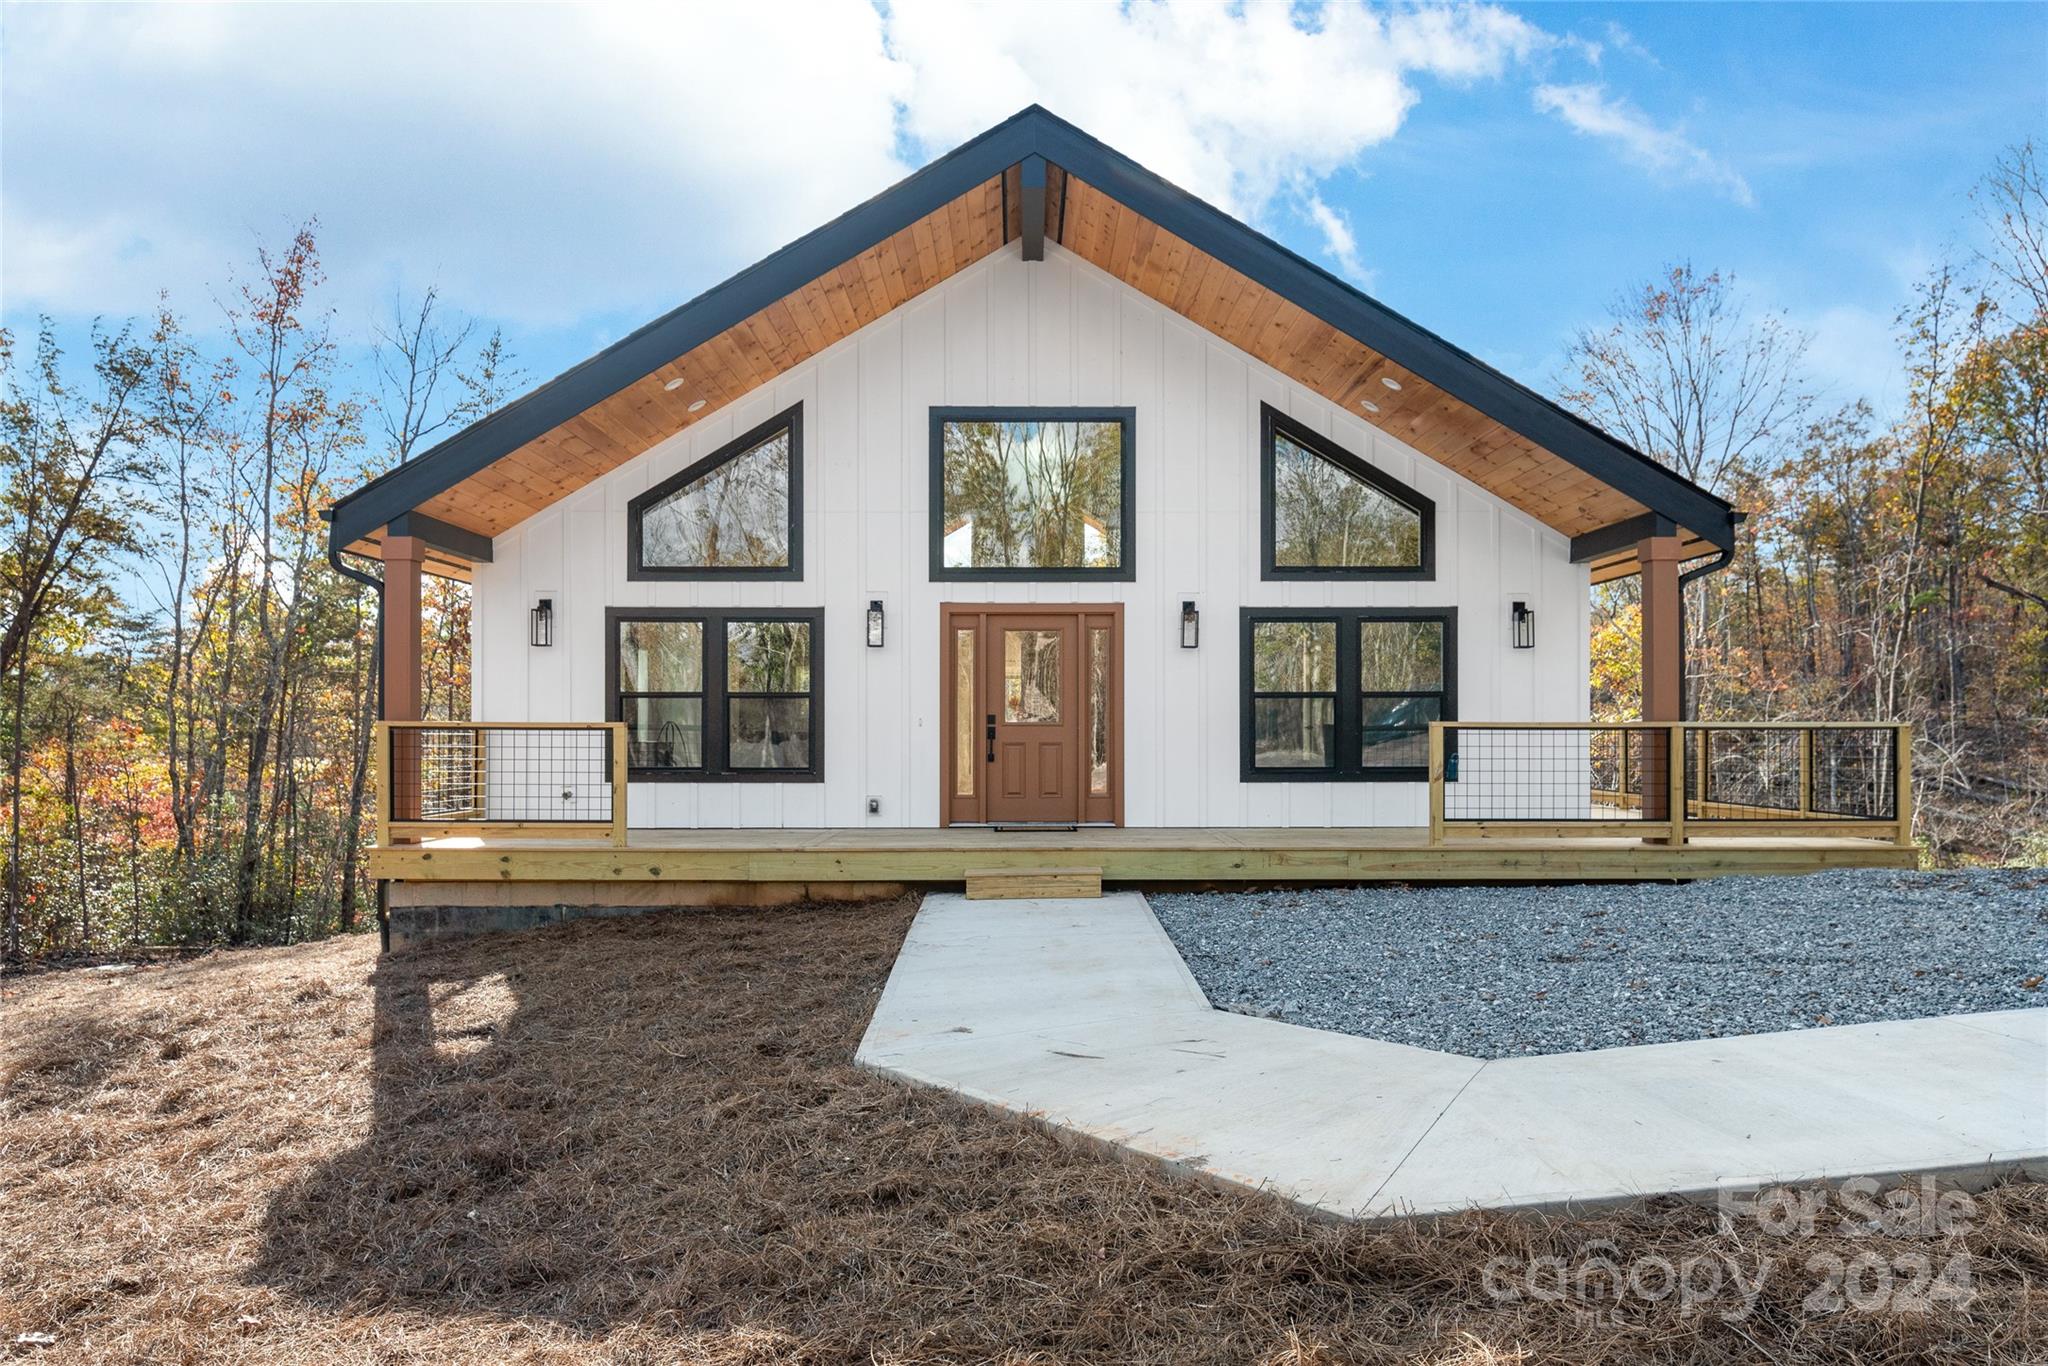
[1260,404,1433,580]
[930,407,1136,580]
[608,608,823,781]
[1241,608,1454,782]
[628,405,802,580]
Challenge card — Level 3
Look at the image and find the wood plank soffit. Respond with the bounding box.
[324,108,1737,577]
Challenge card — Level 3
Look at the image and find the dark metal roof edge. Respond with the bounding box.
[1020,108,1737,547]
[329,103,1737,556]
[328,105,1047,549]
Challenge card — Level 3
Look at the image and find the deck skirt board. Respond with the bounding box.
[965,867,1103,900]
[368,826,1917,887]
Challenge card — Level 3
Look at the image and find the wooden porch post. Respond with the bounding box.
[1639,535,1686,724]
[381,534,426,827]
[1638,535,1686,832]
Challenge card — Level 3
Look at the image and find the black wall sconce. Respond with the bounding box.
[530,597,554,648]
[866,599,886,648]
[1510,600,1534,650]
[1180,600,1200,649]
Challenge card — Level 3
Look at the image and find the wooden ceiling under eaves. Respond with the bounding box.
[407,175,1013,538]
[395,160,1667,567]
[1053,176,1651,542]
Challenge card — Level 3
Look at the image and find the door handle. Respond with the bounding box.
[985,714,996,763]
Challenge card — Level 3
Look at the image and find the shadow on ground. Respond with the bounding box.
[250,901,962,1337]
[243,899,2047,1364]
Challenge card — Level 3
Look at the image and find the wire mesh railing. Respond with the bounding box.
[375,722,628,846]
[1686,724,1900,823]
[1429,721,1911,845]
[1433,723,1679,834]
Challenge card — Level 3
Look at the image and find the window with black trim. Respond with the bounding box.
[1241,607,1455,781]
[628,404,802,580]
[930,407,1135,580]
[1260,403,1433,579]
[608,608,823,781]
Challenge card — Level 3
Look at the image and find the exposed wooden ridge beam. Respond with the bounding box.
[1019,155,1047,261]
[324,105,1742,556]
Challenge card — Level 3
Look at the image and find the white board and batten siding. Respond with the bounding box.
[470,242,1591,829]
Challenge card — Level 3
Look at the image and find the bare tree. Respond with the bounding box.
[0,323,154,958]
[1558,265,1814,716]
[141,302,228,863]
[226,225,336,940]
[1974,140,2048,319]
[1560,264,1813,494]
[1965,142,2048,636]
[333,292,518,932]
[375,286,473,464]
[1879,263,1985,726]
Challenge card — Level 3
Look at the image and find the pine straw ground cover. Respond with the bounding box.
[2,898,2042,1365]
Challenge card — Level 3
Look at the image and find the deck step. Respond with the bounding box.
[963,867,1103,900]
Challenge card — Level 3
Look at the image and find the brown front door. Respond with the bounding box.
[942,605,1121,825]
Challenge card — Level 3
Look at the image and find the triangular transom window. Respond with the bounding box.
[1260,404,1434,580]
[628,405,803,580]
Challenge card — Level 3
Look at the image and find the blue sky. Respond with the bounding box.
[4,1,2043,436]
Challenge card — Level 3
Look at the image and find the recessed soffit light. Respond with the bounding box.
[1381,376,1403,391]
[687,399,707,413]
[1360,399,1380,414]
[663,377,685,392]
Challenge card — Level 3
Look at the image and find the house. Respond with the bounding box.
[326,107,1912,938]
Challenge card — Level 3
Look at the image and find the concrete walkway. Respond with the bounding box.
[856,893,2048,1218]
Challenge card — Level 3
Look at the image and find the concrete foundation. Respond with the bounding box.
[384,880,913,949]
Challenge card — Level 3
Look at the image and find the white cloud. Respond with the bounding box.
[884,0,1548,282]
[889,0,1546,220]
[1303,193,1371,283]
[1533,82,1753,206]
[1601,21,1662,68]
[1,1,1691,337]
[2,1,912,328]
[1558,33,1606,66]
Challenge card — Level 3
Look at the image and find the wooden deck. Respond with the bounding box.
[371,825,1918,906]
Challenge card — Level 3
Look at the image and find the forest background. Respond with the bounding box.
[3,145,2042,960]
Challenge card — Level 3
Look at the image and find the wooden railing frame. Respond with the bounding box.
[372,720,631,848]
[1428,720,1913,847]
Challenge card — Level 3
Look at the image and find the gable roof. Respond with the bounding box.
[326,105,1737,582]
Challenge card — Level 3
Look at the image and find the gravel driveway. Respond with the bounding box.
[1149,868,2047,1058]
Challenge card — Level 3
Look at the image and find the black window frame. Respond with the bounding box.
[607,607,824,783]
[1239,606,1456,783]
[928,405,1137,582]
[627,403,804,581]
[1259,403,1435,581]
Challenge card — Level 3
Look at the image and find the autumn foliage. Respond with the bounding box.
[1572,148,2047,863]
[4,146,2045,960]
[2,229,502,960]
